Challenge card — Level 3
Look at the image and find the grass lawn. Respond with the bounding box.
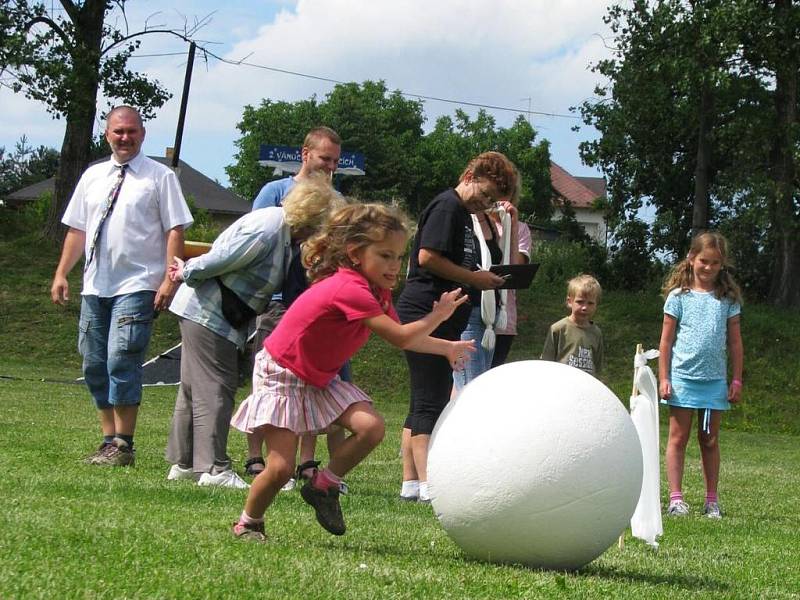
[1,225,799,598]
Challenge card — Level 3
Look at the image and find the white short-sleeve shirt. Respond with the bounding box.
[62,152,194,297]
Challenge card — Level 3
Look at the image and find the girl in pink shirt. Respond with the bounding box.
[231,203,474,540]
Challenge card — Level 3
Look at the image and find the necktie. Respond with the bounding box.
[86,164,128,268]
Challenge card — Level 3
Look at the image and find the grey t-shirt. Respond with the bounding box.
[541,316,604,376]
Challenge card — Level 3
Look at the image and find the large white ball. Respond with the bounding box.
[428,360,643,570]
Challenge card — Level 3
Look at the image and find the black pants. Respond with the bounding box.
[490,334,515,368]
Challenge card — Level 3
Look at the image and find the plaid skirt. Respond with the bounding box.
[231,348,372,435]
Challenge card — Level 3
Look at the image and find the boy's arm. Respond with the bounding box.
[594,329,605,376]
[541,325,557,361]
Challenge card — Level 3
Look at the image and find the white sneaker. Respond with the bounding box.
[667,499,690,516]
[703,501,723,519]
[281,477,296,492]
[198,469,250,489]
[167,464,195,481]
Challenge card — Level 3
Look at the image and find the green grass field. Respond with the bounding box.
[1,225,799,598]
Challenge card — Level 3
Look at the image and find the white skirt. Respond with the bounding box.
[231,348,372,435]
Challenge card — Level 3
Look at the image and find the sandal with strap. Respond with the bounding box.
[296,459,320,481]
[244,457,265,476]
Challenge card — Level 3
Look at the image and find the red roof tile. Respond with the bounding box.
[550,161,604,208]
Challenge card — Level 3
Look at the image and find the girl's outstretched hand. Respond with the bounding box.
[168,257,185,283]
[431,288,469,320]
[448,339,476,371]
[659,379,672,400]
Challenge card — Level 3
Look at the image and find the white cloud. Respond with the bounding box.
[1,0,614,184]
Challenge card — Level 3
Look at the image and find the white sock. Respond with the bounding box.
[239,510,264,525]
[401,479,420,497]
[419,481,430,502]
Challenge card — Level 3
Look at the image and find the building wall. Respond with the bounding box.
[552,207,607,245]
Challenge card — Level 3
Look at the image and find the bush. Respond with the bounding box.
[184,194,222,243]
[534,239,607,289]
[606,218,655,291]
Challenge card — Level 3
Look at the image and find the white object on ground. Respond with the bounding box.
[166,464,195,481]
[428,360,643,570]
[629,349,663,548]
[197,469,250,489]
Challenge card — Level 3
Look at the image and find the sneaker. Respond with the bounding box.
[232,520,266,542]
[84,442,112,464]
[399,493,419,502]
[300,480,346,535]
[281,477,296,492]
[92,438,135,467]
[667,499,690,516]
[167,464,195,481]
[198,470,250,489]
[703,501,723,519]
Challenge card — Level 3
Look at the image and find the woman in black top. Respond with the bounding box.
[396,151,518,502]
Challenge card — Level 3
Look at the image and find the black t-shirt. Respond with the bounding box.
[397,189,478,338]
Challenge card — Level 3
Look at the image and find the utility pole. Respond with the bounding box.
[172,41,196,169]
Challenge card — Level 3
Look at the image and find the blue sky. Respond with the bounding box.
[1,0,614,190]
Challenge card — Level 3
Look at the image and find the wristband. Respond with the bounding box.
[731,379,743,388]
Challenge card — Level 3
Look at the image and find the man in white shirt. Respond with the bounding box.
[51,105,194,466]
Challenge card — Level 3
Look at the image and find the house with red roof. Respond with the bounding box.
[550,161,607,244]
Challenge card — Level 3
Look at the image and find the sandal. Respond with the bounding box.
[244,457,265,476]
[296,459,320,482]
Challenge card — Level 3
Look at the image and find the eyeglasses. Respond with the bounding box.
[472,180,499,209]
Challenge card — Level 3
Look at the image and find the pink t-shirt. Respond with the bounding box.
[266,267,398,387]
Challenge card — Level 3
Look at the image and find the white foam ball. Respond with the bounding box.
[428,360,643,570]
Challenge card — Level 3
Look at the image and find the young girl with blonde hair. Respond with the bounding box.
[230,202,474,540]
[659,232,744,519]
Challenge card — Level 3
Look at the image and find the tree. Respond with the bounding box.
[225,97,322,202]
[320,81,425,204]
[579,0,800,306]
[226,81,427,207]
[414,110,551,217]
[227,83,553,218]
[0,136,59,197]
[0,1,190,240]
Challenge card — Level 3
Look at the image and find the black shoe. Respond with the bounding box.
[300,480,346,536]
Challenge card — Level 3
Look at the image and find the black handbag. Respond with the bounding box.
[216,278,256,328]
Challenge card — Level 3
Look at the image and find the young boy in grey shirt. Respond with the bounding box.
[541,274,604,377]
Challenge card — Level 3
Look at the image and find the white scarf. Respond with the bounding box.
[471,209,511,350]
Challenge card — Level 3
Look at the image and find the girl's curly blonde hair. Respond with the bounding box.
[662,231,743,303]
[302,202,411,283]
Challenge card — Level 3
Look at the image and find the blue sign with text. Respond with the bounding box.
[258,144,365,175]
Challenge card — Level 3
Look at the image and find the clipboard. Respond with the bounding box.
[490,263,540,289]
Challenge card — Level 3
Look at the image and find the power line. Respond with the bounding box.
[223,56,579,119]
[129,46,580,120]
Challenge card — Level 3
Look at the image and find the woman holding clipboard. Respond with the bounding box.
[396,151,518,503]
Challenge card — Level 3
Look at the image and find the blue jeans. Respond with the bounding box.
[452,306,494,393]
[79,291,156,409]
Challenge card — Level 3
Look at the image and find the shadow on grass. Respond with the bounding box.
[581,563,730,592]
